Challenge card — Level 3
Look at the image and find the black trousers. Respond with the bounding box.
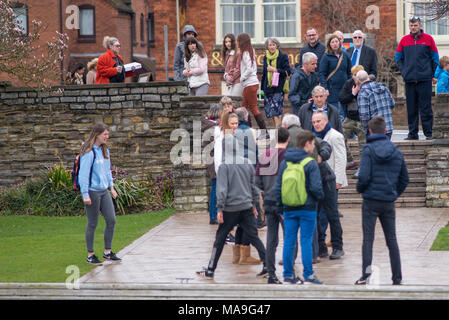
[207,208,266,272]
[362,199,402,283]
[317,179,343,251]
[265,209,284,276]
[405,80,433,138]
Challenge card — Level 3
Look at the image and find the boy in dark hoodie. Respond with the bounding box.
[255,127,290,284]
[197,134,267,279]
[356,116,409,286]
[275,130,324,284]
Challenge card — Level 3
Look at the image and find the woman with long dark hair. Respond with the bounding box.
[79,123,120,265]
[222,33,242,96]
[183,37,210,96]
[237,33,267,131]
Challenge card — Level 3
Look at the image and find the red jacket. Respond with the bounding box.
[95,49,135,84]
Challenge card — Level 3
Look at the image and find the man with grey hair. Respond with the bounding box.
[347,30,378,78]
[289,52,319,116]
[298,85,342,134]
[356,70,395,138]
[296,27,325,69]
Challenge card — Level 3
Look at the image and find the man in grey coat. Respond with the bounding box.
[173,25,198,81]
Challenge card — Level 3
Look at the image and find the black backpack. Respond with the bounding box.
[71,151,96,191]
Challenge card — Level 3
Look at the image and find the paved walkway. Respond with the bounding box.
[80,207,449,287]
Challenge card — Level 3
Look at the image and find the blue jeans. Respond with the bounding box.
[283,210,317,279]
[209,178,217,221]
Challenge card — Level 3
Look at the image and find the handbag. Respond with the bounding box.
[271,72,279,87]
[283,71,290,94]
[326,53,344,82]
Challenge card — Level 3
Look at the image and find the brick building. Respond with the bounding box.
[2,0,449,93]
[1,0,155,84]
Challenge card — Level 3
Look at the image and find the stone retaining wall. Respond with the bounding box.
[426,94,449,207]
[0,81,189,187]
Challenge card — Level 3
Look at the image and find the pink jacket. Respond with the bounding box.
[224,50,241,85]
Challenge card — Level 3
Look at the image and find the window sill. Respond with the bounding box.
[77,37,96,43]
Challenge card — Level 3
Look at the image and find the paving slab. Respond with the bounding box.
[79,207,449,288]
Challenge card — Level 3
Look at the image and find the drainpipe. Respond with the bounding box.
[176,0,180,43]
[59,0,64,84]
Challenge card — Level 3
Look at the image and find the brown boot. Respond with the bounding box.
[232,245,240,264]
[239,245,261,265]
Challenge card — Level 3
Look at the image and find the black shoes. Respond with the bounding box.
[209,219,218,225]
[86,254,102,265]
[103,251,122,261]
[268,275,282,284]
[196,267,214,279]
[256,266,268,278]
[284,276,304,284]
[329,249,345,260]
[404,136,418,141]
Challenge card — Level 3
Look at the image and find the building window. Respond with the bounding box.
[413,2,449,36]
[218,0,299,44]
[78,5,95,42]
[140,13,145,44]
[263,0,296,38]
[148,13,155,44]
[12,3,28,35]
[221,0,255,37]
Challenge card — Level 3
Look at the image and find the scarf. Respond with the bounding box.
[266,49,279,87]
[312,122,332,139]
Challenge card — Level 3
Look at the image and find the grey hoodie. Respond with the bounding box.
[216,134,259,212]
[173,25,198,81]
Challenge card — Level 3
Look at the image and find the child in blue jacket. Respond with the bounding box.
[435,56,449,94]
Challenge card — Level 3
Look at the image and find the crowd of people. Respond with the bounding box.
[191,17,445,285]
[76,17,444,285]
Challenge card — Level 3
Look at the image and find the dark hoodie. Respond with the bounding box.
[255,147,287,212]
[357,134,409,202]
[275,148,324,212]
[174,25,199,81]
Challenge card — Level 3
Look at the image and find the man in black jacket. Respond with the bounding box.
[289,52,319,116]
[296,27,326,69]
[298,86,343,134]
[355,117,409,286]
[346,30,378,79]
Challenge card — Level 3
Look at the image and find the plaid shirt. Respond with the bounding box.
[357,81,395,134]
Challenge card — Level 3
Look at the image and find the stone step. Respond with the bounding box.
[1,282,449,300]
[347,177,426,188]
[338,197,425,208]
[339,186,426,195]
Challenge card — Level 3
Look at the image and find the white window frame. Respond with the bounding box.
[215,0,301,45]
[398,0,449,45]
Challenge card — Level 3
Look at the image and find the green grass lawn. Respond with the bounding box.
[430,225,449,251]
[0,208,175,282]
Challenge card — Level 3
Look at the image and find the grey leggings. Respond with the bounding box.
[189,83,209,96]
[85,190,116,253]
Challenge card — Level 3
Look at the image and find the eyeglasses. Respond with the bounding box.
[409,16,421,22]
[113,44,121,48]
[353,36,363,39]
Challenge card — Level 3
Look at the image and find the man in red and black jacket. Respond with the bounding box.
[395,16,439,140]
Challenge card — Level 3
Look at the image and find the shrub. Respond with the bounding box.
[0,165,175,216]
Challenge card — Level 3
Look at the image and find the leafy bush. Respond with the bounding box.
[0,165,175,216]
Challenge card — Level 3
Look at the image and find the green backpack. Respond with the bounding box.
[281,157,314,207]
